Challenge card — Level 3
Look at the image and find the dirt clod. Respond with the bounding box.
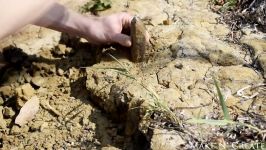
[0,86,12,99]
[3,107,15,118]
[52,44,73,56]
[15,96,40,126]
[57,68,64,76]
[0,97,4,105]
[31,76,45,88]
[151,129,186,150]
[0,106,6,129]
[19,83,35,98]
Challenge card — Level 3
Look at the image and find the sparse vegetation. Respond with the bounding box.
[211,0,266,32]
[80,0,112,13]
[102,53,179,125]
[100,53,265,149]
[187,77,265,133]
[212,0,238,11]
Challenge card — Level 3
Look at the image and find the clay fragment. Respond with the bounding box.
[15,96,40,126]
[130,17,151,62]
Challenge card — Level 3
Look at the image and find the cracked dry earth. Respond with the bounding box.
[0,0,265,149]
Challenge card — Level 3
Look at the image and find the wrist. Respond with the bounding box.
[33,1,90,38]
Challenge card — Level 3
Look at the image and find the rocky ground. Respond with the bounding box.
[0,0,265,149]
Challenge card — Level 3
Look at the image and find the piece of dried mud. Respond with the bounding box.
[130,17,151,62]
[15,96,40,126]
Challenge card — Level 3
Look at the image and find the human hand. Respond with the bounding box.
[82,13,133,47]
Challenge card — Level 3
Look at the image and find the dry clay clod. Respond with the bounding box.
[15,96,40,126]
[130,17,151,62]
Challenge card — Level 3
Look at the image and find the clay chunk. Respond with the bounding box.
[130,17,151,62]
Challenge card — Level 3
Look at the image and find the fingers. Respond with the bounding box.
[119,12,133,28]
[112,33,132,47]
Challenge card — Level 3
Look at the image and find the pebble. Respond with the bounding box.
[43,142,53,149]
[151,129,186,150]
[23,73,32,83]
[0,97,4,105]
[15,84,35,109]
[53,44,67,56]
[11,125,29,135]
[21,83,35,98]
[0,86,13,99]
[81,117,89,126]
[3,107,15,118]
[57,68,64,76]
[163,19,172,25]
[40,122,49,132]
[31,76,45,87]
[30,121,45,132]
[0,106,6,129]
[101,146,121,150]
[52,44,73,56]
[16,98,27,109]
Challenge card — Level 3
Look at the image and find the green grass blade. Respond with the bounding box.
[107,53,129,72]
[94,67,128,73]
[115,71,136,80]
[80,67,128,73]
[213,77,231,120]
[187,118,234,126]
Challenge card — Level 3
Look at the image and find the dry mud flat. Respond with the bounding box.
[0,0,266,149]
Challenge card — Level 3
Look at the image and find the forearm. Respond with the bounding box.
[0,0,90,39]
[0,0,54,38]
[33,1,94,38]
[0,0,132,46]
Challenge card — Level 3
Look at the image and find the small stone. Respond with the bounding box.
[21,83,35,98]
[0,86,12,99]
[53,44,67,56]
[174,63,183,69]
[16,98,27,109]
[80,117,89,126]
[31,76,45,87]
[0,106,7,129]
[101,146,120,150]
[40,122,48,132]
[170,43,179,58]
[11,125,29,135]
[3,107,15,118]
[57,68,64,76]
[69,68,75,77]
[30,121,44,132]
[65,47,74,54]
[43,142,53,149]
[163,19,172,25]
[15,84,35,109]
[87,122,96,130]
[0,97,4,105]
[23,73,32,83]
[151,129,185,150]
[32,62,56,75]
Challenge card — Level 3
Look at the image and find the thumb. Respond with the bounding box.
[112,34,132,47]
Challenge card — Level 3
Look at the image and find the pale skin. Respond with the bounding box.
[0,0,133,68]
[0,0,133,46]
